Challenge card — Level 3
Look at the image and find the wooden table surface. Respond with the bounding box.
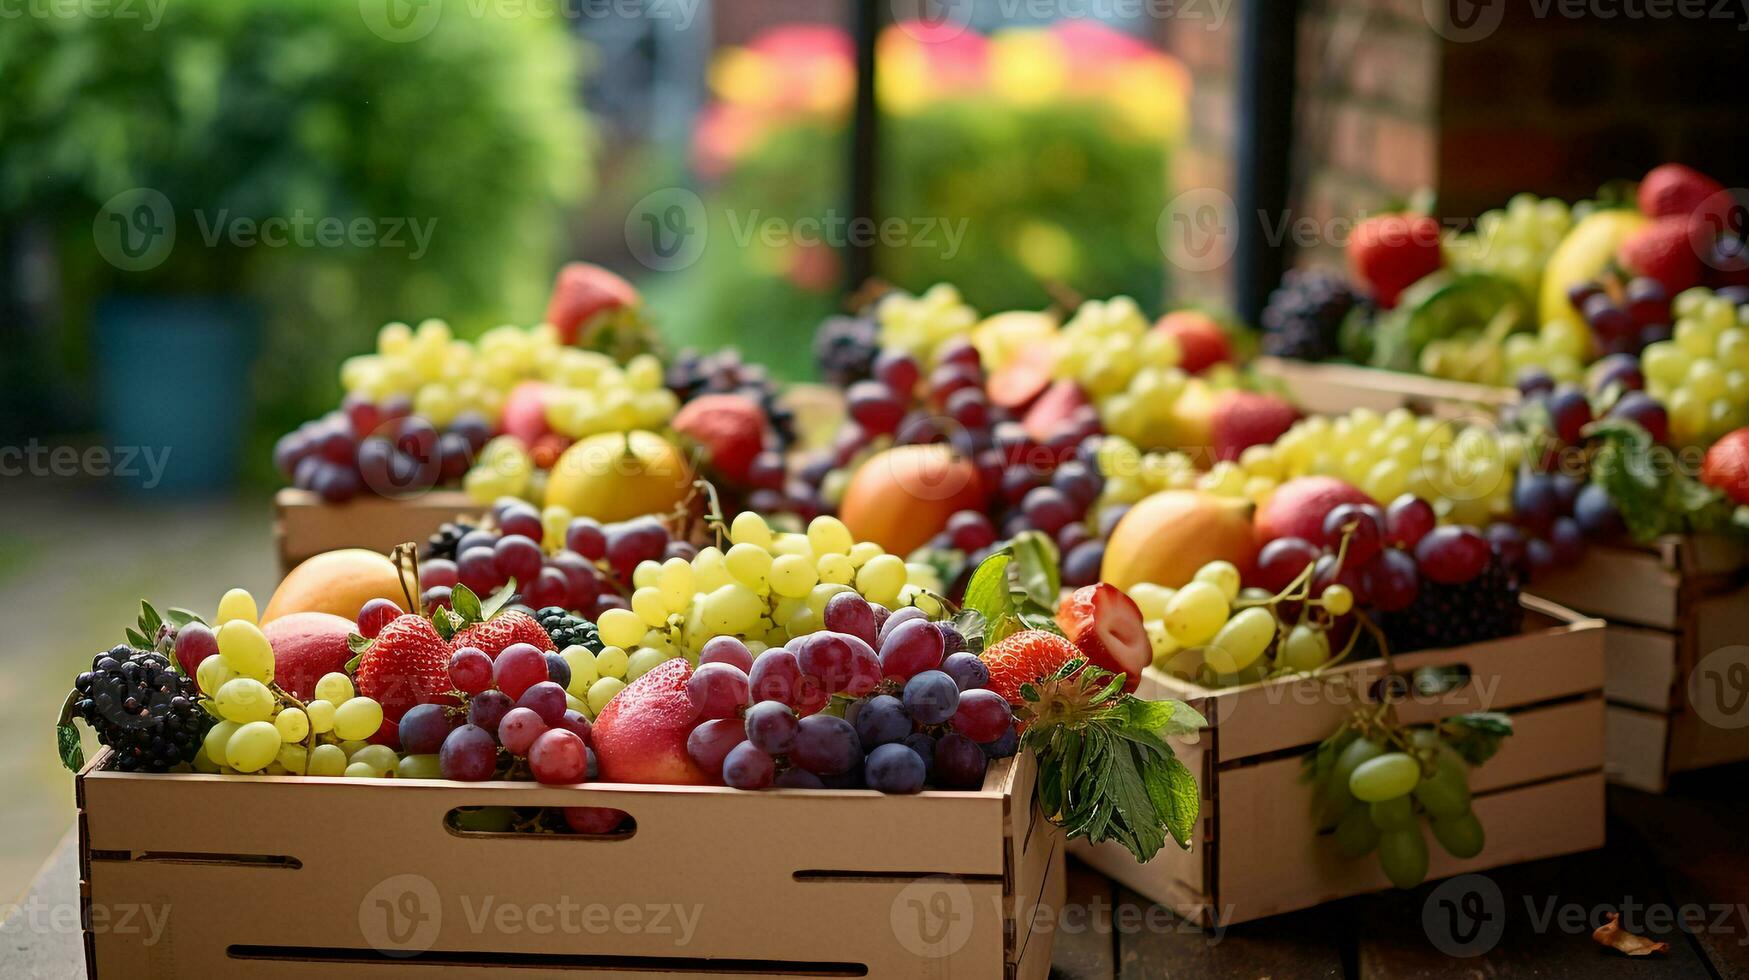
[9,770,1745,978]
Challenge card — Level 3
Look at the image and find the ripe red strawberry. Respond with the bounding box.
[1701,427,1749,506]
[592,658,710,784]
[981,630,1083,705]
[1056,585,1150,693]
[450,610,556,660]
[1618,215,1705,296]
[545,262,640,346]
[1347,213,1443,309]
[1022,380,1091,442]
[354,614,452,723]
[987,344,1057,411]
[1210,390,1299,462]
[672,393,766,483]
[1638,163,1724,220]
[1154,311,1233,374]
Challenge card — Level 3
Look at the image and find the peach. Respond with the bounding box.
[263,612,356,701]
[261,548,415,624]
[592,659,710,785]
[1101,490,1257,591]
[839,445,985,556]
[1255,476,1374,546]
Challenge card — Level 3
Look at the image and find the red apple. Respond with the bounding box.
[1255,476,1375,546]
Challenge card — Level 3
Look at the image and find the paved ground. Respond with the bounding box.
[0,479,278,906]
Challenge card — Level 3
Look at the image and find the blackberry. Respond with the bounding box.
[1380,560,1523,653]
[1261,268,1367,361]
[812,314,880,387]
[425,520,477,562]
[667,348,796,450]
[536,606,604,652]
[72,645,210,773]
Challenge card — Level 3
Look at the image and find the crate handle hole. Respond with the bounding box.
[443,805,636,840]
[1368,664,1474,706]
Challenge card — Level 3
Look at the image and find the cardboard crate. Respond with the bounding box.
[1253,356,1516,420]
[78,750,1063,978]
[1072,597,1606,925]
[275,488,484,574]
[1527,534,1749,792]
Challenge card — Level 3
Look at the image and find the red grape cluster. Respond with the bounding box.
[681,594,1017,794]
[420,641,595,786]
[275,394,490,503]
[418,498,690,620]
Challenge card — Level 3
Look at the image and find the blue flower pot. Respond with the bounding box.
[96,295,260,496]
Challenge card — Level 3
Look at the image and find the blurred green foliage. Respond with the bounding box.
[0,0,592,471]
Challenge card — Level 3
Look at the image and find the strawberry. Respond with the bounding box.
[1056,585,1150,693]
[354,614,452,723]
[545,262,640,346]
[1347,213,1443,309]
[1210,390,1299,462]
[1154,311,1233,375]
[1638,163,1724,220]
[981,630,1083,705]
[672,393,766,483]
[592,658,711,784]
[1022,380,1091,442]
[450,610,556,660]
[501,380,553,447]
[1618,215,1705,296]
[1701,427,1749,506]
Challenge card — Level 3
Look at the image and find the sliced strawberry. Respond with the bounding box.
[1056,584,1150,693]
[1021,380,1091,442]
[987,344,1058,410]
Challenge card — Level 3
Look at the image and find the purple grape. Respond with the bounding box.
[722,742,776,789]
[1549,516,1586,565]
[744,700,799,755]
[1545,387,1593,444]
[1525,537,1556,572]
[467,690,513,734]
[1062,541,1105,588]
[852,694,913,748]
[879,618,946,680]
[686,662,751,719]
[1588,353,1645,395]
[1485,522,1528,573]
[686,718,747,773]
[934,622,965,656]
[941,652,991,692]
[399,703,454,755]
[457,528,499,555]
[543,651,571,689]
[791,715,861,776]
[1625,277,1668,325]
[903,732,937,781]
[1020,486,1078,536]
[565,518,607,560]
[902,670,960,726]
[493,535,544,585]
[556,710,591,742]
[1550,472,1581,513]
[749,649,807,707]
[439,724,498,781]
[982,723,1020,759]
[774,767,826,789]
[1609,391,1670,444]
[1515,368,1556,397]
[1363,548,1420,613]
[498,706,547,756]
[878,606,928,646]
[864,743,927,794]
[699,636,754,672]
[822,593,878,646]
[933,733,988,788]
[1511,471,1558,535]
[516,681,568,726]
[1573,483,1623,536]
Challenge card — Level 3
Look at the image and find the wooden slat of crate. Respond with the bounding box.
[1530,545,1683,631]
[1606,705,1672,793]
[275,488,483,573]
[1251,357,1516,419]
[1604,625,1679,711]
[82,754,1048,978]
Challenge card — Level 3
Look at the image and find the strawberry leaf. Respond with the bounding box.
[479,581,518,621]
[1007,531,1059,608]
[165,607,206,629]
[450,584,483,624]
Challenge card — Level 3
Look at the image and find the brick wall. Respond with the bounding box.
[1157,11,1243,306]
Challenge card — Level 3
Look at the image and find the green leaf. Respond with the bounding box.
[952,607,987,653]
[1008,531,1060,608]
[138,601,164,642]
[479,581,518,621]
[346,633,373,655]
[1154,753,1201,848]
[962,551,1014,629]
[165,607,207,629]
[451,583,483,624]
[1124,698,1205,738]
[125,628,148,650]
[1587,418,1743,542]
[55,692,84,773]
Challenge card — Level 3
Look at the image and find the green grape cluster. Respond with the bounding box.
[1311,728,1485,889]
[1445,193,1572,301]
[1643,288,1749,446]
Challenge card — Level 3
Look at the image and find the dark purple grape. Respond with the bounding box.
[1515,368,1555,397]
[499,507,543,543]
[904,732,937,781]
[1021,486,1077,536]
[941,652,990,692]
[744,700,799,755]
[1322,503,1382,565]
[1566,280,1602,311]
[902,670,960,726]
[945,387,990,429]
[1609,391,1670,444]
[933,732,988,788]
[852,694,913,748]
[981,723,1020,759]
[439,724,498,781]
[466,690,513,734]
[847,381,905,436]
[946,510,996,551]
[1573,483,1623,536]
[864,743,927,794]
[1588,353,1644,396]
[1511,471,1558,534]
[399,703,455,755]
[873,351,921,395]
[934,622,965,656]
[1362,548,1420,612]
[1486,522,1528,573]
[1415,526,1490,585]
[517,681,568,726]
[1062,540,1105,588]
[1624,277,1668,325]
[457,528,500,555]
[686,718,746,774]
[1545,387,1593,444]
[774,767,825,789]
[437,432,473,482]
[822,592,878,646]
[1549,516,1586,565]
[565,519,607,561]
[722,742,775,789]
[791,715,861,776]
[494,535,544,585]
[1097,504,1131,539]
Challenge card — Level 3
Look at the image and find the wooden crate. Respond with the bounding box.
[1072,597,1607,926]
[77,750,1062,979]
[275,488,484,574]
[1252,356,1516,419]
[1527,534,1749,792]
